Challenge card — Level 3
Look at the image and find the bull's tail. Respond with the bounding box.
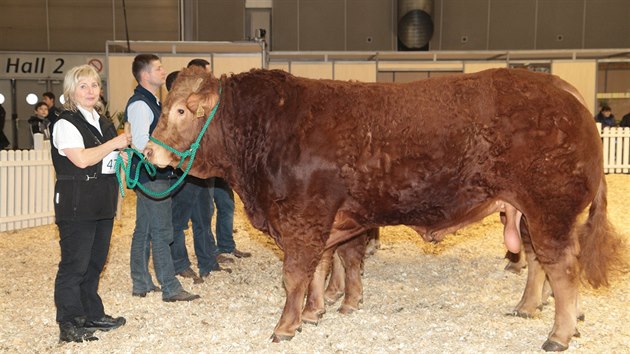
[577,174,627,288]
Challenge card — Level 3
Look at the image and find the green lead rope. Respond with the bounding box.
[114,84,222,199]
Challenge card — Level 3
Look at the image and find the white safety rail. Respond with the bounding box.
[601,127,630,174]
[1,127,629,233]
[0,140,55,231]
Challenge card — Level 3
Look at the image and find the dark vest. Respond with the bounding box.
[51,110,118,221]
[125,85,173,184]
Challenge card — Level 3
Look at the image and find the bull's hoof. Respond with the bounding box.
[541,339,568,352]
[577,313,585,322]
[302,317,319,326]
[504,262,525,274]
[338,304,357,315]
[270,333,294,343]
[324,292,344,305]
[302,308,325,325]
[573,329,581,338]
[506,310,534,319]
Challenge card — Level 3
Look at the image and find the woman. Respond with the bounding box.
[51,65,131,343]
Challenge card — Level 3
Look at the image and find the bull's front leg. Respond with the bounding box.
[335,232,369,314]
[302,248,335,325]
[324,251,345,304]
[272,236,326,342]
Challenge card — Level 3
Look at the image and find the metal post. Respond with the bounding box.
[10,79,18,149]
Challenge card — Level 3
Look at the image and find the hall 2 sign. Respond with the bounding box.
[0,54,105,79]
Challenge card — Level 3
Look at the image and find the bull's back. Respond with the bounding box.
[295,69,599,225]
[230,69,601,227]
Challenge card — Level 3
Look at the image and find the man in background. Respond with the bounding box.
[186,59,252,263]
[43,91,61,128]
[126,54,199,302]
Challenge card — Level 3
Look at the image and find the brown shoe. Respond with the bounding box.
[216,254,235,263]
[200,265,232,278]
[132,286,161,297]
[177,267,199,279]
[232,249,252,258]
[163,290,200,302]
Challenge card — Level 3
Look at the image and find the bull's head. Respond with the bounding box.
[144,66,221,178]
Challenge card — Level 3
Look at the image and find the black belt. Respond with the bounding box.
[57,173,98,181]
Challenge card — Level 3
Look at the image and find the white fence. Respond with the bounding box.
[0,127,629,232]
[601,127,630,174]
[0,138,55,232]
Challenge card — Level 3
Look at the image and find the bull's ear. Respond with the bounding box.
[191,78,204,93]
[186,92,218,119]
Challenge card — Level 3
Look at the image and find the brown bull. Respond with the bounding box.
[145,67,624,351]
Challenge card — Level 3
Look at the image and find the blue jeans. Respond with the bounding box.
[210,177,235,254]
[130,179,182,299]
[171,177,219,275]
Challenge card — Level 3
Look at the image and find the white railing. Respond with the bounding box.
[1,126,629,232]
[600,126,630,174]
[0,136,55,232]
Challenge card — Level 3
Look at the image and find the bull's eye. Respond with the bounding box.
[177,108,185,115]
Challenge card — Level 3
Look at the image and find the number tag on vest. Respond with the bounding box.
[102,151,119,174]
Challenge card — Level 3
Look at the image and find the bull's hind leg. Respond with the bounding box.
[501,212,527,274]
[540,256,579,351]
[324,251,345,305]
[527,216,580,351]
[272,233,327,342]
[302,248,334,325]
[511,219,547,318]
[336,232,369,314]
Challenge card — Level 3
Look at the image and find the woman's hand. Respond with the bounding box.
[112,132,132,150]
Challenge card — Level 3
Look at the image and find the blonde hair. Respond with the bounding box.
[62,64,104,113]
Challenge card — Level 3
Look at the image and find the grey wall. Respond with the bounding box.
[0,0,179,52]
[432,0,630,50]
[0,0,628,53]
[195,0,245,41]
[272,0,396,51]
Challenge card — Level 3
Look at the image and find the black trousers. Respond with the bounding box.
[54,218,113,323]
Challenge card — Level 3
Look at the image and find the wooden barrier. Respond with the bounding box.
[601,127,630,174]
[0,140,55,231]
[1,126,629,233]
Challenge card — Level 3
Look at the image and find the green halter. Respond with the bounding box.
[114,83,222,199]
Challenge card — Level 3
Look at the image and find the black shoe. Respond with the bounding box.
[163,290,200,302]
[59,321,99,343]
[84,315,126,332]
[132,286,161,297]
[232,249,252,258]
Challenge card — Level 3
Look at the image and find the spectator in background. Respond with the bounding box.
[126,54,199,302]
[186,59,251,262]
[620,106,630,128]
[43,91,61,127]
[594,105,616,128]
[0,103,9,149]
[166,69,230,283]
[28,101,51,140]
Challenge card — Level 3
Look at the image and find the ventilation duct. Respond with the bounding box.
[398,0,434,50]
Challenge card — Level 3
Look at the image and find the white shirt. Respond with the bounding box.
[127,99,157,151]
[52,106,102,156]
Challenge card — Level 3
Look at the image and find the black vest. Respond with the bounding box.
[125,85,174,184]
[51,110,118,221]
